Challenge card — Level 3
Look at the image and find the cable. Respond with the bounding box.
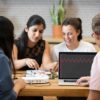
[28,82,51,87]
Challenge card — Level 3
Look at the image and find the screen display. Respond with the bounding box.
[59,52,96,79]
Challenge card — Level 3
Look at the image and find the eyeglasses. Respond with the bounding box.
[91,32,100,40]
[91,33,95,38]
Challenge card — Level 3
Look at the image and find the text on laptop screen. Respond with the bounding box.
[59,52,96,79]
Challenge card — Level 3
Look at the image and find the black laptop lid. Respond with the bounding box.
[59,52,96,79]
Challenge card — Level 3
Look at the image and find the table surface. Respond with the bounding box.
[15,71,89,97]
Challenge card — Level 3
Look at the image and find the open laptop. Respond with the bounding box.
[58,52,96,85]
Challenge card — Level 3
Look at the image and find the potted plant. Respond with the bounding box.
[50,0,65,38]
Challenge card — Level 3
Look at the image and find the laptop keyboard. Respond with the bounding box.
[64,79,77,82]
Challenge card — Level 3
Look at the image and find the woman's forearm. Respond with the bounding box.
[14,59,26,69]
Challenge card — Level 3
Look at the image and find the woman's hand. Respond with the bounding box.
[76,76,90,86]
[53,62,58,72]
[13,78,26,96]
[41,62,58,71]
[25,58,39,69]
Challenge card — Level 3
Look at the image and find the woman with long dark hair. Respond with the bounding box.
[13,15,57,100]
[0,16,25,100]
[13,15,57,71]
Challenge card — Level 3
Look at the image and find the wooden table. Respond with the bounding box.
[15,71,89,97]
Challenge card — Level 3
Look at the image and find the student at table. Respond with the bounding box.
[52,17,96,100]
[13,15,57,100]
[77,13,100,100]
[13,14,57,71]
[52,17,96,69]
[0,16,25,100]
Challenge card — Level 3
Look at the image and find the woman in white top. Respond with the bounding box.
[54,18,96,100]
[52,18,96,61]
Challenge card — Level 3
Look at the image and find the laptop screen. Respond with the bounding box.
[59,52,96,79]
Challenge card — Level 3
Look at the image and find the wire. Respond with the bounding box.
[29,82,51,87]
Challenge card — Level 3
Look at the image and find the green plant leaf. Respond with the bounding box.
[58,4,64,24]
[50,0,65,25]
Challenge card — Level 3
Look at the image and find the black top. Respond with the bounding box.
[15,39,45,70]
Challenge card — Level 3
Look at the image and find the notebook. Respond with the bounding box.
[58,52,96,85]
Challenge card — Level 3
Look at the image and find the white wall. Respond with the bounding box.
[0,0,100,38]
[64,0,100,37]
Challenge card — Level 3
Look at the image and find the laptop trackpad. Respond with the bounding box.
[58,79,77,86]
